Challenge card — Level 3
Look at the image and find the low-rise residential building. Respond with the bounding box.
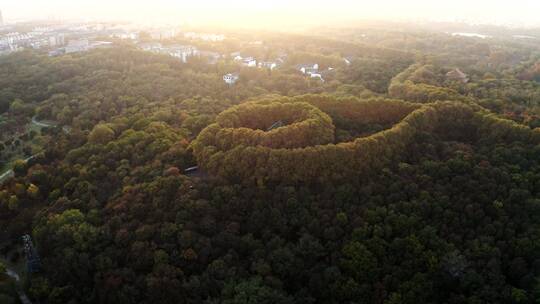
[110,30,139,40]
[223,73,240,85]
[309,73,324,81]
[65,39,89,54]
[150,29,177,40]
[232,54,243,61]
[167,45,199,63]
[296,63,328,82]
[231,54,257,67]
[317,67,337,82]
[2,32,31,45]
[49,34,66,47]
[241,57,257,67]
[258,61,278,70]
[138,42,163,52]
[0,21,119,56]
[138,43,220,64]
[296,63,319,75]
[29,39,48,49]
[91,41,113,49]
[185,32,225,42]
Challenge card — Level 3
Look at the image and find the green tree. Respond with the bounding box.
[88,124,115,144]
[223,277,294,304]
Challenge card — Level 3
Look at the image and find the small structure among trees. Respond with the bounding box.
[223,73,240,85]
[267,120,284,131]
[446,68,469,83]
[22,234,41,273]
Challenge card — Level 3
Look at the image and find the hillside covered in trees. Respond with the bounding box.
[1,25,540,304]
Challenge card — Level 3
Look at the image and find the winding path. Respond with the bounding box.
[5,266,32,304]
[0,169,14,183]
[31,116,56,128]
[1,116,63,185]
[32,115,70,134]
[0,155,37,185]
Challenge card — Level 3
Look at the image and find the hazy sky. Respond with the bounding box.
[3,0,540,28]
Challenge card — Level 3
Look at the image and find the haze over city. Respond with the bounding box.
[3,0,540,28]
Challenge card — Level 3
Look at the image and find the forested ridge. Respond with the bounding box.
[1,27,540,304]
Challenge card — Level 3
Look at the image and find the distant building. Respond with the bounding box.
[150,29,177,40]
[30,26,53,36]
[65,39,89,54]
[296,63,326,81]
[0,10,3,26]
[317,67,337,82]
[138,42,162,52]
[49,34,65,47]
[29,39,48,49]
[184,32,225,42]
[3,32,31,44]
[241,57,257,67]
[167,45,199,63]
[110,30,138,40]
[258,61,278,70]
[223,73,239,85]
[232,53,243,61]
[0,32,25,55]
[49,36,57,47]
[446,68,469,83]
[90,41,113,49]
[296,63,319,75]
[309,73,324,82]
[231,54,257,67]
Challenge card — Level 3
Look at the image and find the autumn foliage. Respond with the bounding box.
[192,94,540,184]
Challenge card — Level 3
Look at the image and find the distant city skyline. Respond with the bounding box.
[2,0,540,28]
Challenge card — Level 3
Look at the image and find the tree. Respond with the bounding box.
[88,124,115,144]
[0,295,16,304]
[27,183,40,199]
[12,159,27,176]
[222,277,294,304]
[7,195,19,211]
[9,98,34,116]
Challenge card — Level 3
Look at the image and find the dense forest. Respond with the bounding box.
[1,26,540,304]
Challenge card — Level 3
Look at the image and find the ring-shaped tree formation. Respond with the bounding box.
[191,94,540,184]
[212,102,335,149]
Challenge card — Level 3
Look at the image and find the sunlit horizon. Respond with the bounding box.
[3,0,540,29]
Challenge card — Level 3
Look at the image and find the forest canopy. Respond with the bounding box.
[1,25,540,304]
[192,94,540,184]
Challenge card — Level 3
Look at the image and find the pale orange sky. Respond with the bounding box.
[3,0,540,27]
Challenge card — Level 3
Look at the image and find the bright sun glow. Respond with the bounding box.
[3,0,540,27]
